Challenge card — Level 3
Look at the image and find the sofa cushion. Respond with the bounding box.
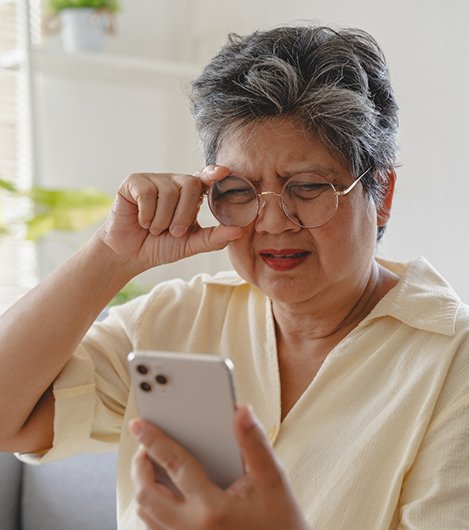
[21,451,118,530]
[0,451,22,530]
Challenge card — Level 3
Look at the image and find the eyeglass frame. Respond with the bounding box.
[205,166,373,229]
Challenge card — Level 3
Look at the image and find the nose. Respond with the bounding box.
[254,192,301,234]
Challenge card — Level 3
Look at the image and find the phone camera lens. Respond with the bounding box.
[140,382,152,392]
[155,374,168,385]
[137,365,149,375]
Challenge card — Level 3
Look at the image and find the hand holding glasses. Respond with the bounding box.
[205,167,372,229]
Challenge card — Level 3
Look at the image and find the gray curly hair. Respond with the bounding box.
[188,25,399,240]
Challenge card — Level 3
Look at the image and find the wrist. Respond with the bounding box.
[90,229,147,281]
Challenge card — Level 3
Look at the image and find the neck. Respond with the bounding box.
[272,260,399,344]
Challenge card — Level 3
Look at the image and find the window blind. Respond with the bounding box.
[0,0,37,315]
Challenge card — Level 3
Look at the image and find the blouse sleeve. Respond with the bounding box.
[17,275,212,465]
[17,292,157,465]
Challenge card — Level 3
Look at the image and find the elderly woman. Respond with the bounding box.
[0,25,468,530]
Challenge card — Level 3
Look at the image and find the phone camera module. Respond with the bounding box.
[140,382,152,392]
[137,365,149,375]
[155,374,168,385]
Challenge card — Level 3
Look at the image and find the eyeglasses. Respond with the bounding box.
[206,167,372,229]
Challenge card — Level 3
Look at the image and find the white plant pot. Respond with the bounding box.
[59,8,107,53]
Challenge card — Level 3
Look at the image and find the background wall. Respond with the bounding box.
[36,0,469,300]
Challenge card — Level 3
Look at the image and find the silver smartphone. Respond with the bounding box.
[128,350,244,492]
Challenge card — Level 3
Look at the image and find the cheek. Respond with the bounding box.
[323,198,377,255]
[346,200,378,256]
[227,234,256,277]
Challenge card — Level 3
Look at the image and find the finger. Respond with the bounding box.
[146,178,182,236]
[233,405,286,487]
[135,508,167,530]
[184,224,244,255]
[194,165,231,187]
[130,418,217,498]
[120,174,158,229]
[169,175,204,237]
[131,444,181,528]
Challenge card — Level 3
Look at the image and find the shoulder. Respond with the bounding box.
[107,271,253,328]
[146,270,249,303]
[102,271,269,354]
[375,256,465,338]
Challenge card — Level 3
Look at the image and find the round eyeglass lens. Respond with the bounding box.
[208,175,259,227]
[281,173,338,228]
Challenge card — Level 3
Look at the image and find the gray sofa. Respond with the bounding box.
[0,450,118,530]
[0,310,122,529]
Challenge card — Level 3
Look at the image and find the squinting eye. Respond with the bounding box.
[219,187,256,204]
[287,182,329,199]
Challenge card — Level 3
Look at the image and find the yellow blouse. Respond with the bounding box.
[19,257,469,529]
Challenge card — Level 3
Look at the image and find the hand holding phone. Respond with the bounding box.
[128,350,244,491]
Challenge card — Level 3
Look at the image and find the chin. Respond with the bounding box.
[258,275,316,305]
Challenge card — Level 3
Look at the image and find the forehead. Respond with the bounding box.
[216,118,349,179]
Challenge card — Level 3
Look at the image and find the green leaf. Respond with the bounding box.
[0,179,18,192]
[109,282,151,306]
[0,180,114,242]
[25,214,56,241]
[47,0,120,13]
[24,187,113,240]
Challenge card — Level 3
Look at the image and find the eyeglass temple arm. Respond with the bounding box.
[335,167,372,197]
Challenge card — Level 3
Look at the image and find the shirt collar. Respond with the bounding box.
[203,257,461,337]
[362,256,461,336]
[201,270,247,287]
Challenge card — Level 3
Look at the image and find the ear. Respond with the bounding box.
[377,169,396,227]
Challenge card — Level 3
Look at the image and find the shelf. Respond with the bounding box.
[1,48,204,87]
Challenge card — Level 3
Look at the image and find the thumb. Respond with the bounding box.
[234,405,284,486]
[188,224,244,254]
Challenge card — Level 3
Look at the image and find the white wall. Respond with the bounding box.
[37,0,469,300]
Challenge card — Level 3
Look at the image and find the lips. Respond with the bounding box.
[260,248,310,271]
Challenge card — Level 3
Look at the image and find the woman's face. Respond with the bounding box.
[215,119,391,312]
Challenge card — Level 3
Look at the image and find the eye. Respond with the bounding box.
[221,187,255,202]
[287,183,329,199]
[212,176,257,204]
[286,174,332,200]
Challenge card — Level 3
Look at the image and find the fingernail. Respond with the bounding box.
[150,229,162,236]
[129,419,144,440]
[171,226,186,237]
[142,222,150,229]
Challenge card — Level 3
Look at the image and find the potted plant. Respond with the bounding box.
[44,0,120,53]
[0,178,150,305]
[0,178,113,241]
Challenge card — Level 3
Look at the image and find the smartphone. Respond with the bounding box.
[128,350,244,492]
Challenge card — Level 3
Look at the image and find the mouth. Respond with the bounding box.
[260,249,310,271]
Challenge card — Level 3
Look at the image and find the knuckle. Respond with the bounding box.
[165,186,180,202]
[136,188,157,202]
[148,442,187,474]
[174,174,202,193]
[154,447,186,476]
[124,173,147,188]
[184,176,203,193]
